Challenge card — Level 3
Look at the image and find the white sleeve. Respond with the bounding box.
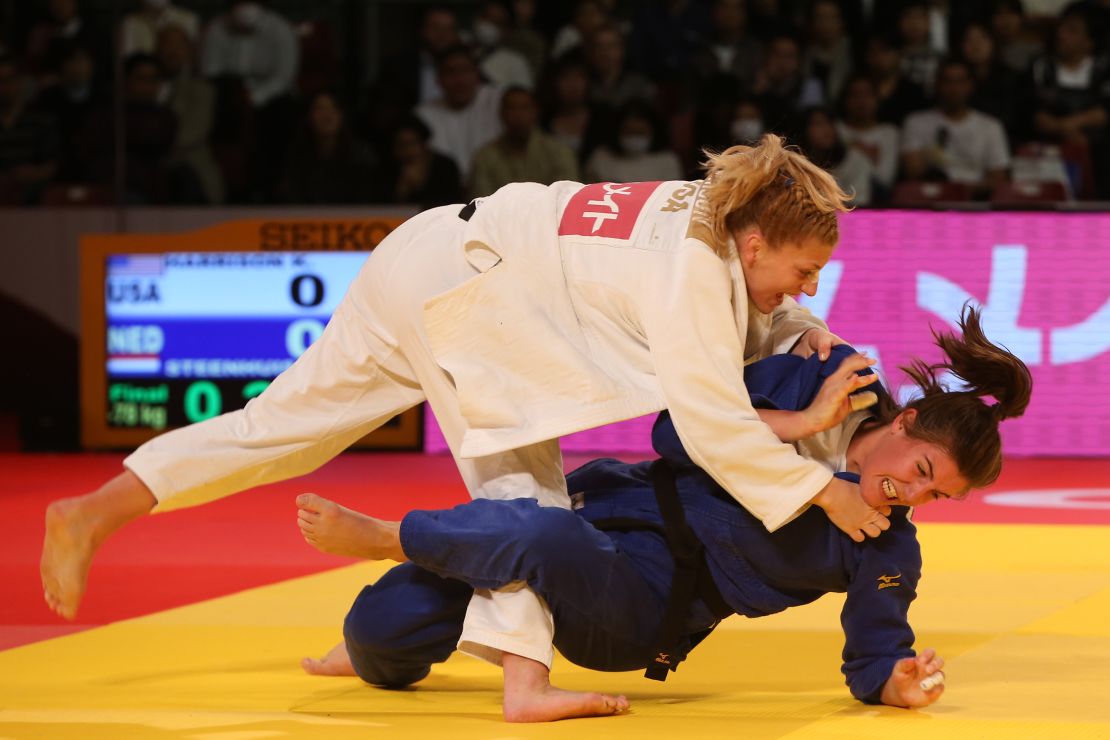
[985,117,1011,170]
[901,113,931,153]
[640,245,833,531]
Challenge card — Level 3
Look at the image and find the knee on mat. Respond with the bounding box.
[344,636,431,688]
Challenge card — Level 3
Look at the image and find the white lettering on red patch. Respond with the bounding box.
[558,181,662,239]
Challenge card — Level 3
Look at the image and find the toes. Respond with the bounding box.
[296,493,322,511]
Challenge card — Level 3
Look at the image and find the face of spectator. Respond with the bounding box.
[991,6,1022,42]
[311,94,343,139]
[618,114,653,155]
[513,0,535,26]
[49,0,78,23]
[865,38,900,78]
[229,2,263,33]
[712,0,747,39]
[61,47,94,87]
[730,101,764,143]
[936,63,973,112]
[438,53,480,108]
[421,9,459,54]
[574,1,606,36]
[961,24,995,67]
[393,126,427,163]
[899,6,930,47]
[156,25,192,77]
[474,3,510,47]
[805,110,838,151]
[0,63,21,109]
[842,78,878,123]
[1056,14,1093,62]
[554,65,589,105]
[126,60,162,104]
[501,89,537,139]
[764,37,801,83]
[587,28,624,76]
[811,1,843,45]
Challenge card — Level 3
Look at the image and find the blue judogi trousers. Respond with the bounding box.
[344,497,718,686]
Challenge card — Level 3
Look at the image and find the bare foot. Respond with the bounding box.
[302,640,356,677]
[502,652,629,722]
[296,493,406,561]
[41,498,97,621]
[42,472,156,621]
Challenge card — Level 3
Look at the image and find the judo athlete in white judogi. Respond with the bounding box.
[42,134,891,722]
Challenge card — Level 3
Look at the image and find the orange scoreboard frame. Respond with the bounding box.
[80,216,421,450]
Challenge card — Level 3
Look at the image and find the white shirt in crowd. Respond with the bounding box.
[585,148,683,184]
[120,3,200,55]
[200,8,299,107]
[901,108,1010,184]
[837,121,900,188]
[416,85,503,179]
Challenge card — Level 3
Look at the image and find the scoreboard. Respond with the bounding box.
[80,217,420,449]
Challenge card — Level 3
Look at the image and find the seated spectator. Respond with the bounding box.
[728,97,766,146]
[751,32,824,137]
[584,98,683,182]
[1031,4,1110,148]
[864,33,930,125]
[470,1,533,89]
[0,55,58,205]
[585,25,656,110]
[201,1,299,201]
[80,53,178,203]
[470,86,579,197]
[837,76,901,196]
[801,105,874,206]
[540,52,608,163]
[201,1,298,109]
[120,0,200,56]
[281,90,376,204]
[551,0,609,59]
[960,21,1029,143]
[691,0,763,92]
[899,1,944,94]
[803,0,854,103]
[503,0,548,80]
[377,6,461,109]
[902,58,1011,197]
[33,41,105,182]
[415,45,503,179]
[156,24,224,204]
[991,0,1044,73]
[376,114,463,209]
[24,0,108,86]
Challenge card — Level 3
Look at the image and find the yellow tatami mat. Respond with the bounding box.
[3,522,1110,740]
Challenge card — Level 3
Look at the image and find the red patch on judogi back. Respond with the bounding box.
[558,181,662,239]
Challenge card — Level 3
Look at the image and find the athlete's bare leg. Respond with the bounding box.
[296,493,406,561]
[302,640,357,676]
[41,470,157,620]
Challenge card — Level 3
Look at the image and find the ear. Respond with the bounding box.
[893,408,918,434]
[737,228,764,266]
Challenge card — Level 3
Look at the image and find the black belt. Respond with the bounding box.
[591,459,732,681]
[458,199,478,221]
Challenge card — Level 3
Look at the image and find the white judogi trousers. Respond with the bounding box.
[126,205,567,668]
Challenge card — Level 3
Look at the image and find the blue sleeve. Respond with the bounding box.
[840,511,922,703]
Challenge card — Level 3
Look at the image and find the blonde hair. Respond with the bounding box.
[699,134,853,257]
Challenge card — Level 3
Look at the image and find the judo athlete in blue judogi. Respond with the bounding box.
[298,307,1032,714]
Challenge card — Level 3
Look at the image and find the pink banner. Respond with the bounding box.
[426,210,1110,457]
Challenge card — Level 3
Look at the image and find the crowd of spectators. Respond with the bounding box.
[2,0,1109,208]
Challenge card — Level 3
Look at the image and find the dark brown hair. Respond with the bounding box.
[870,304,1032,490]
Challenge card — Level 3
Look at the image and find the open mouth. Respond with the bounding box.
[882,478,898,501]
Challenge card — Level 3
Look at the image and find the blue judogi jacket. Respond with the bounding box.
[566,346,922,703]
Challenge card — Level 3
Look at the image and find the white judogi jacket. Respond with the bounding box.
[424,180,834,530]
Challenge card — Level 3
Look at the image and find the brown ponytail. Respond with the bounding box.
[698,133,854,258]
[871,305,1033,489]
